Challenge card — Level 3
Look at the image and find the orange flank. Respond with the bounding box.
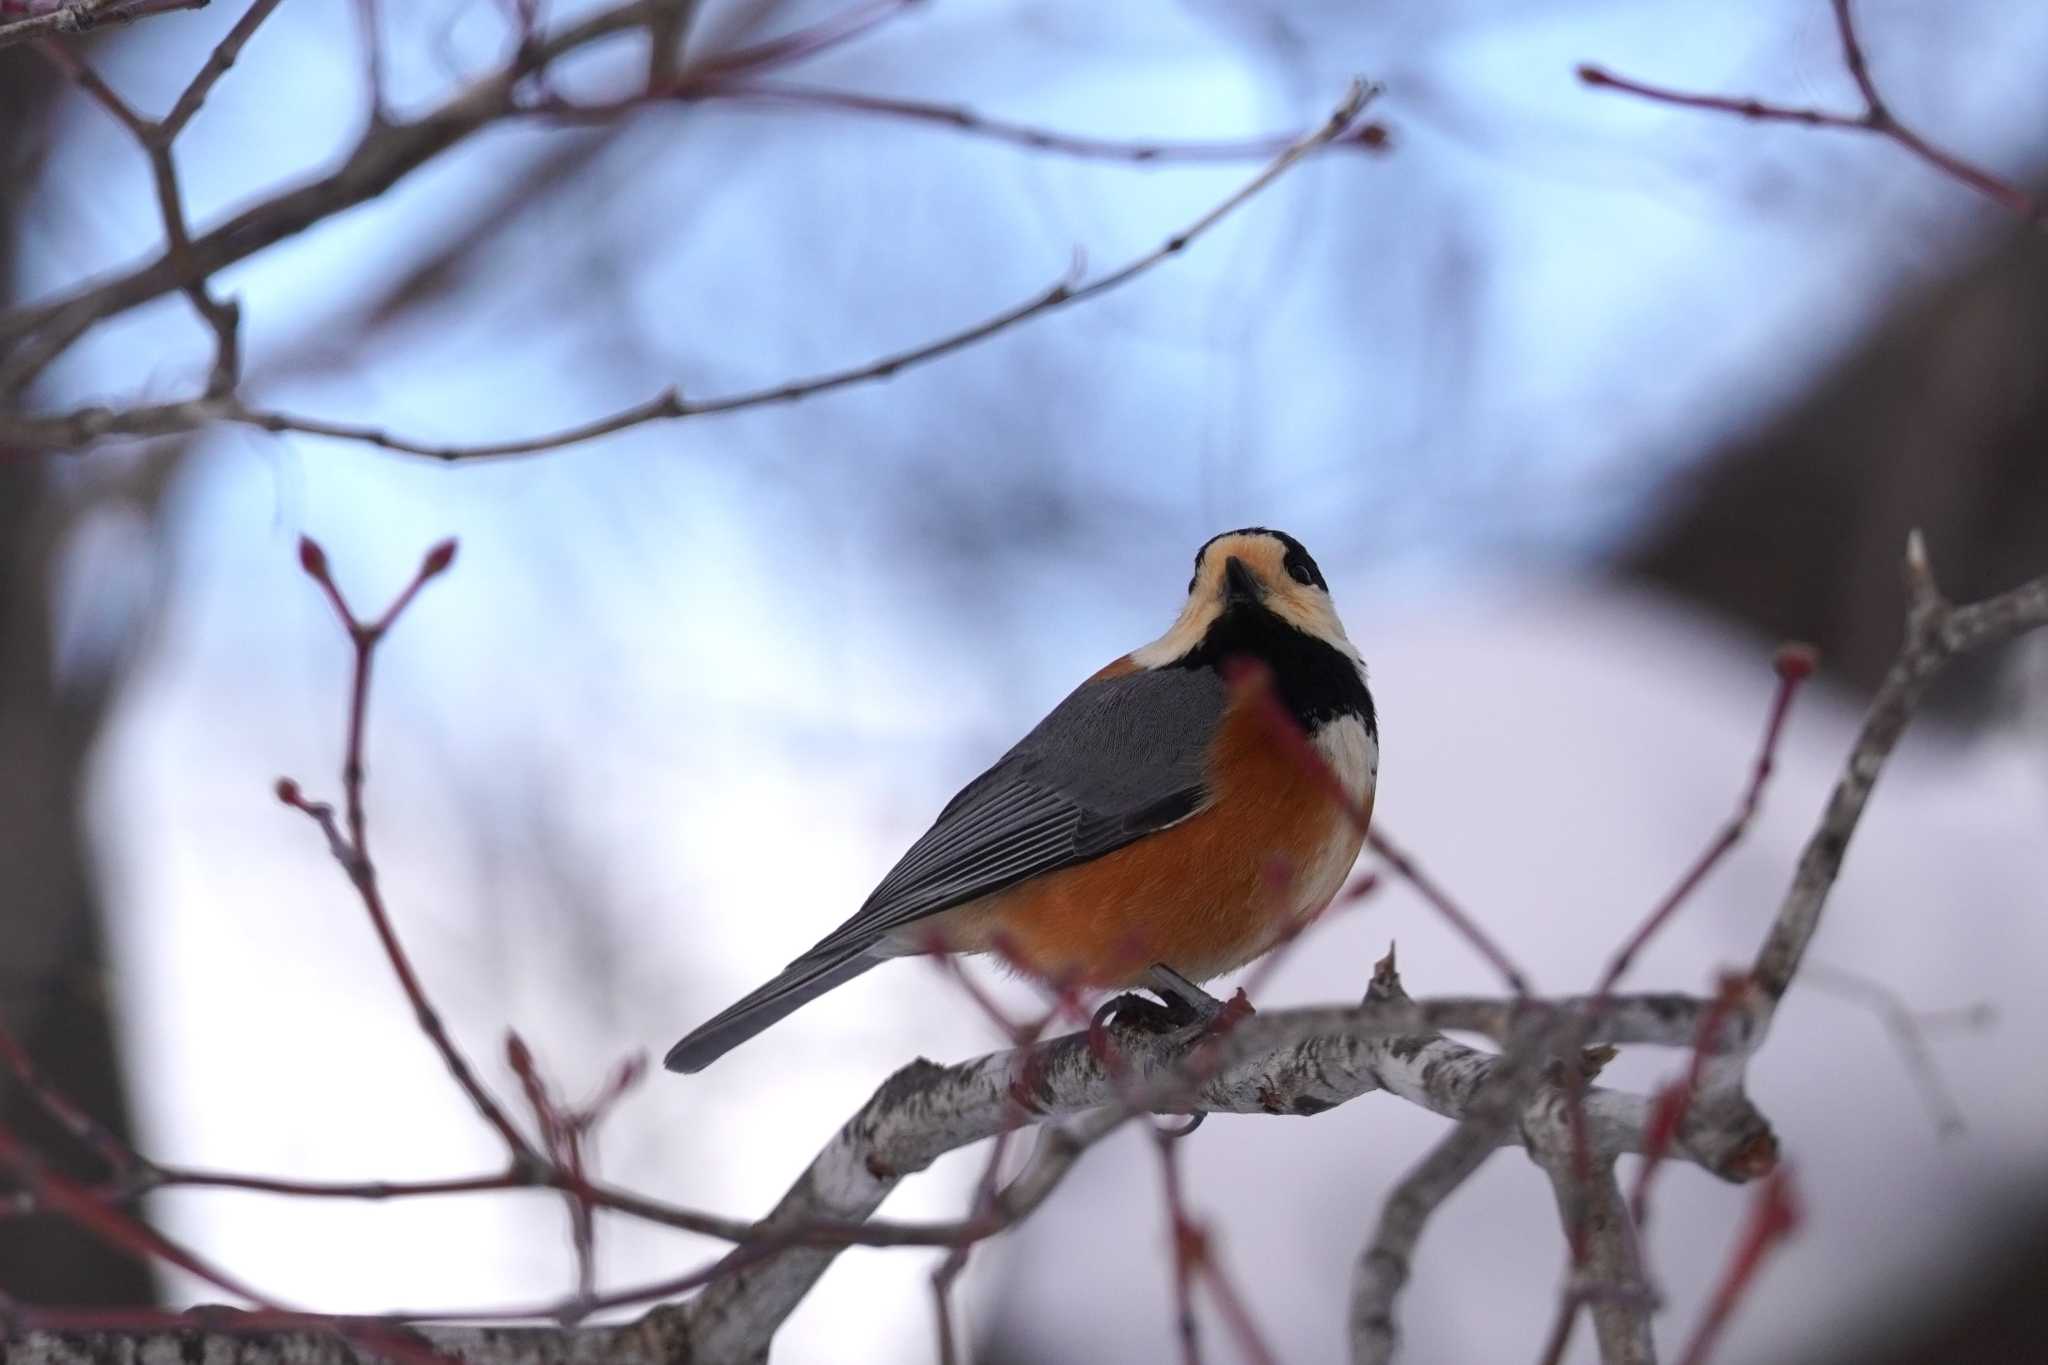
[931,691,1369,985]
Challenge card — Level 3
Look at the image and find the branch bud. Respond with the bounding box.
[420,538,459,579]
[1772,643,1818,682]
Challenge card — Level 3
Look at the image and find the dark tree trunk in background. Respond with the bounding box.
[0,51,157,1309]
[1627,216,2048,702]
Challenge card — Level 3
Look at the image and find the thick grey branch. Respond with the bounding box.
[4,1321,695,1365]
[671,982,1766,1360]
[1348,1026,1546,1365]
[1751,539,2048,1005]
[1533,1157,1657,1365]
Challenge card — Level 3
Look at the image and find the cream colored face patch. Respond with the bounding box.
[1132,532,1359,668]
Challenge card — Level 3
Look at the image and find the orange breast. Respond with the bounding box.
[929,690,1371,987]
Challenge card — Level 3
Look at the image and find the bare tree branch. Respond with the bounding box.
[1579,0,2042,224]
[1751,533,2048,1007]
[528,75,1393,164]
[1532,1157,1657,1365]
[0,0,203,54]
[0,0,691,394]
[0,79,1382,457]
[1799,962,1990,1138]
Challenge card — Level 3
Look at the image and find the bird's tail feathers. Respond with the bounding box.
[664,946,881,1074]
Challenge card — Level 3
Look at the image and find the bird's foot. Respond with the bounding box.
[1090,966,1253,1041]
[1090,990,1182,1039]
[1143,964,1230,1027]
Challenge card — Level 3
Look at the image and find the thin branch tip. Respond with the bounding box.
[1772,641,1818,680]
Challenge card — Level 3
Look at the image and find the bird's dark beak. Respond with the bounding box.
[1222,556,1263,607]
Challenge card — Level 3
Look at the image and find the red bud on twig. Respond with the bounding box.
[420,539,458,579]
[1773,643,1819,682]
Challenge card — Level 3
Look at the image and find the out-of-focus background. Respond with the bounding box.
[3,1,2046,1361]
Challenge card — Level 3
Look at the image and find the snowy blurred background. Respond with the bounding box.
[3,0,2046,1361]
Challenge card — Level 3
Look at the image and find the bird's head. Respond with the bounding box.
[1133,528,1360,669]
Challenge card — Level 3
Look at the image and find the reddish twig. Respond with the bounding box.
[1580,0,2041,224]
[1596,645,1815,995]
[149,1168,523,1201]
[0,1119,452,1365]
[0,1121,269,1305]
[921,954,1070,1363]
[928,1121,1022,1365]
[1366,828,1528,996]
[1200,1254,1280,1365]
[280,537,540,1168]
[1226,659,1529,995]
[0,1020,137,1176]
[504,1034,605,1315]
[1153,1131,1207,1365]
[1676,1169,1802,1365]
[1546,649,1806,1293]
[1146,1120,1279,1365]
[925,937,1047,1047]
[1630,972,1752,1227]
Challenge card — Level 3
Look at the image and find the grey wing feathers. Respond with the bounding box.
[806,664,1226,956]
[664,665,1225,1072]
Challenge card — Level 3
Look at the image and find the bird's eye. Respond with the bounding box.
[1287,561,1317,587]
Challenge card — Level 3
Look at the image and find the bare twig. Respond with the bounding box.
[0,1121,451,1365]
[34,32,250,394]
[1580,0,2041,224]
[0,0,694,394]
[1800,962,1990,1137]
[1752,534,2048,1006]
[0,1022,136,1176]
[1229,658,1530,995]
[278,537,542,1168]
[1595,645,1814,995]
[1674,1170,1800,1365]
[529,75,1393,165]
[3,79,1379,458]
[1630,974,1750,1229]
[163,0,287,137]
[352,0,388,125]
[0,0,204,53]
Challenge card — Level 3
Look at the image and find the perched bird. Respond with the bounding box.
[665,528,1378,1073]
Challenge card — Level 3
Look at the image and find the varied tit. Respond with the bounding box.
[666,528,1377,1073]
